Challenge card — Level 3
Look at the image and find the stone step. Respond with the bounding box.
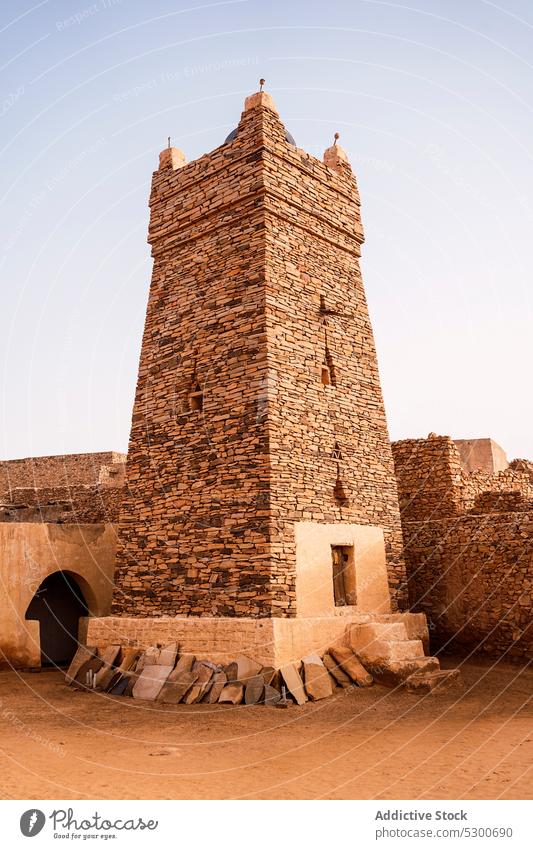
[347,622,408,652]
[376,613,430,652]
[364,656,440,687]
[404,668,463,695]
[356,638,426,665]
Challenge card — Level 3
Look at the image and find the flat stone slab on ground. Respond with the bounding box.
[65,646,97,685]
[245,675,264,705]
[158,670,198,704]
[302,653,322,665]
[110,673,133,696]
[132,665,173,701]
[105,671,122,693]
[329,646,373,686]
[260,666,276,686]
[236,655,262,682]
[323,653,352,688]
[368,656,440,687]
[183,663,213,704]
[94,666,118,691]
[157,643,178,666]
[93,646,122,691]
[203,671,227,704]
[124,672,139,697]
[136,647,160,671]
[263,684,281,706]
[302,657,333,701]
[405,668,463,695]
[168,653,196,678]
[73,657,104,689]
[280,664,307,705]
[224,662,238,682]
[118,649,142,672]
[218,682,244,704]
[99,645,121,666]
[107,652,142,691]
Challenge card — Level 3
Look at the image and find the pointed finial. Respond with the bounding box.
[159,142,186,171]
[323,133,349,171]
[244,82,277,113]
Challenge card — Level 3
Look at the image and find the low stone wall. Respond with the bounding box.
[0,452,125,495]
[460,469,533,512]
[392,435,533,660]
[1,485,123,524]
[402,512,532,659]
[391,436,463,521]
[85,612,428,668]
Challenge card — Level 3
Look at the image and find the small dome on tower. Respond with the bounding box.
[224,127,296,146]
[224,80,296,146]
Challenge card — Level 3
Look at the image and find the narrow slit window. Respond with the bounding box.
[188,383,203,412]
[321,364,331,385]
[331,545,356,606]
[324,344,337,386]
[333,463,349,505]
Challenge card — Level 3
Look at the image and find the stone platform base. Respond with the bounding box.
[83,612,428,668]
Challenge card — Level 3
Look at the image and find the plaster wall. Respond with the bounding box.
[86,611,423,668]
[294,522,391,617]
[0,523,117,668]
[454,438,508,474]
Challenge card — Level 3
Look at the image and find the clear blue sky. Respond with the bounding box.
[1,0,532,461]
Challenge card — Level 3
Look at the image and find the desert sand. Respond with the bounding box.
[0,656,530,800]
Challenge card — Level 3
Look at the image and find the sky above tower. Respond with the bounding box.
[1,0,532,460]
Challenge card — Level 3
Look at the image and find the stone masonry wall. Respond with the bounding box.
[112,92,407,618]
[0,453,125,525]
[402,513,532,658]
[392,436,532,658]
[392,436,463,521]
[460,469,533,512]
[0,452,125,495]
[261,109,406,611]
[112,99,273,618]
[0,485,123,524]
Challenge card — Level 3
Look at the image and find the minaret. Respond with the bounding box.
[111,83,407,620]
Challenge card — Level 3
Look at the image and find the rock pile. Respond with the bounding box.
[65,643,375,706]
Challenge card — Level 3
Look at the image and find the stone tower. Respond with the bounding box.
[110,86,407,625]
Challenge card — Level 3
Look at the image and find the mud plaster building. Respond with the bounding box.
[0,453,124,667]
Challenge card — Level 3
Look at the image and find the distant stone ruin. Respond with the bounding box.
[392,435,532,659]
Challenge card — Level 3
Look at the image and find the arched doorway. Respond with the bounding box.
[25,571,89,667]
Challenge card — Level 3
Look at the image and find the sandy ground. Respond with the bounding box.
[0,656,531,800]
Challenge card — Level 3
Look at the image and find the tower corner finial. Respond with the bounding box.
[158,143,186,171]
[244,80,277,114]
[323,132,349,171]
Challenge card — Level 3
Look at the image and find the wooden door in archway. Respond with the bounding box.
[25,571,88,667]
